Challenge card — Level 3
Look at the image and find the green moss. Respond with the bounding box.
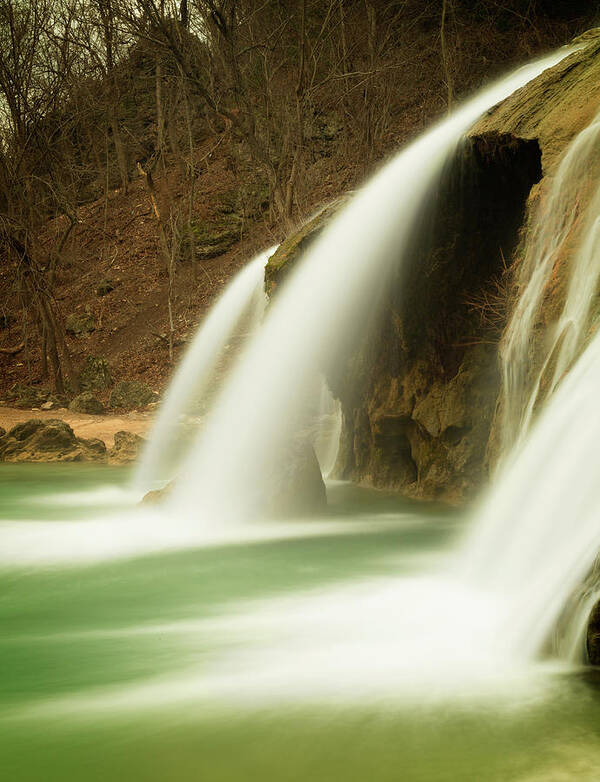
[265,196,348,296]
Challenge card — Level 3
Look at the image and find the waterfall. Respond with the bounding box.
[134,248,273,492]
[461,325,600,660]
[499,111,600,456]
[164,49,570,522]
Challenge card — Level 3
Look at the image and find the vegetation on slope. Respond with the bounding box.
[0,0,596,403]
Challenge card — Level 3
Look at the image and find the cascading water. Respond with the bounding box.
[168,49,570,523]
[312,380,342,477]
[134,248,273,493]
[499,111,600,456]
[461,325,600,661]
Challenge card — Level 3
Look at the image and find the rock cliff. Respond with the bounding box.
[266,32,600,503]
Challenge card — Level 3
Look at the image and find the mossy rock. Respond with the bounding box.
[190,217,241,260]
[109,380,157,410]
[69,392,105,415]
[66,312,97,337]
[6,383,62,409]
[79,356,112,392]
[0,419,107,463]
[265,196,348,296]
[108,430,146,463]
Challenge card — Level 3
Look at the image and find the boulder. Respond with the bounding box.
[108,430,146,463]
[66,311,97,336]
[0,419,107,463]
[109,380,157,410]
[78,356,112,391]
[69,392,105,415]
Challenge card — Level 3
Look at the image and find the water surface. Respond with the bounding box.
[1,466,599,781]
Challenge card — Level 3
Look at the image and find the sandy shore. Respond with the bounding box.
[0,406,153,448]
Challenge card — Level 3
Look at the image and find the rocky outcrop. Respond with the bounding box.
[108,430,145,463]
[265,197,348,296]
[471,36,600,177]
[266,135,541,502]
[109,380,157,409]
[264,33,600,504]
[472,34,600,466]
[0,419,106,462]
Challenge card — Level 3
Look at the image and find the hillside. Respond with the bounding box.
[0,0,595,407]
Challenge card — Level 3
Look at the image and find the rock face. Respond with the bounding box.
[264,33,600,503]
[471,37,600,465]
[69,392,105,415]
[471,37,600,177]
[265,135,541,502]
[109,380,157,409]
[265,197,348,296]
[108,430,145,464]
[587,600,600,665]
[0,419,106,463]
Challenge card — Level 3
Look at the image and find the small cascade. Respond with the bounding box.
[312,380,342,477]
[460,326,600,660]
[499,112,600,455]
[167,50,568,522]
[134,249,273,493]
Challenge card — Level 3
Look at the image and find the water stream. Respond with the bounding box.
[135,248,273,492]
[169,49,571,523]
[499,111,600,456]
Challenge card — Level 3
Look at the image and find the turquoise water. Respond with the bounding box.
[1,465,600,781]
